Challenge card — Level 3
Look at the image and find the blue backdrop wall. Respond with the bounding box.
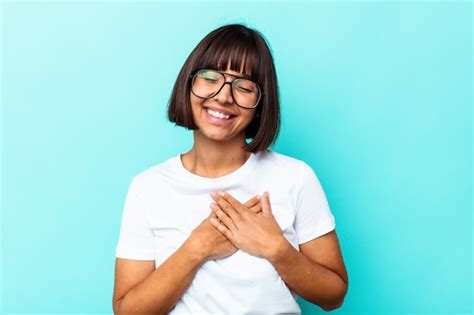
[2,1,472,314]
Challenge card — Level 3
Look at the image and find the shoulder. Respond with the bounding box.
[257,150,310,184]
[260,149,306,172]
[261,150,322,187]
[260,149,300,165]
[128,155,178,190]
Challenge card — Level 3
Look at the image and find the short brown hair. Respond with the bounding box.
[167,23,280,153]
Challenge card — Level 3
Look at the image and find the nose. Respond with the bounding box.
[214,81,235,105]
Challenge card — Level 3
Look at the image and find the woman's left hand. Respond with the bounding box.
[209,191,286,259]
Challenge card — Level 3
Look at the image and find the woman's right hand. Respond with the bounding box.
[188,194,262,262]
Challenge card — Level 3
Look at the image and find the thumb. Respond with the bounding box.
[261,191,273,216]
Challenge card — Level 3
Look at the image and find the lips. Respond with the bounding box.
[203,106,236,117]
[204,107,236,125]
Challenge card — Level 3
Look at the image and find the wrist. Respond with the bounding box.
[182,238,208,264]
[266,235,291,263]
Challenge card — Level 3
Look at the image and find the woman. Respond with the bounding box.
[113,23,348,314]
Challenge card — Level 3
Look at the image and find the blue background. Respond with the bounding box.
[2,1,472,314]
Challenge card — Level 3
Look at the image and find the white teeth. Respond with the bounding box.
[206,108,232,119]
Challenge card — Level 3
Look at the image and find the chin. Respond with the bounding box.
[200,129,235,141]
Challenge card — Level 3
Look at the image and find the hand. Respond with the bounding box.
[187,194,263,262]
[209,191,286,259]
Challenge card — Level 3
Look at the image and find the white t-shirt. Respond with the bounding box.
[115,149,336,314]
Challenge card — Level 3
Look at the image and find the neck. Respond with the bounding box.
[180,131,251,178]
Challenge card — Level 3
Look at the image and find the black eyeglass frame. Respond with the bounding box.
[188,69,264,109]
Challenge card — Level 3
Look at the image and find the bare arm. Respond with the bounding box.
[113,196,262,314]
[113,239,206,314]
[268,230,348,311]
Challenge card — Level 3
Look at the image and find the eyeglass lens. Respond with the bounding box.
[192,70,260,108]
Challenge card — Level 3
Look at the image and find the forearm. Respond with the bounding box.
[267,237,347,310]
[116,241,206,314]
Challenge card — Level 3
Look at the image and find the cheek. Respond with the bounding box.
[240,110,256,122]
[231,111,255,129]
[241,113,254,123]
[190,98,205,118]
[190,95,203,109]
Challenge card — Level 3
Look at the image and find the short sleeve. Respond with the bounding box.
[294,161,336,245]
[115,177,156,260]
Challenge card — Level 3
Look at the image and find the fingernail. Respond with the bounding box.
[210,191,217,197]
[256,195,261,200]
[218,191,226,197]
[265,191,270,197]
[210,202,217,207]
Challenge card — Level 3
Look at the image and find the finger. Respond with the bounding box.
[210,217,236,243]
[261,191,273,216]
[220,192,248,214]
[248,202,262,214]
[211,203,238,231]
[213,194,241,221]
[243,195,260,208]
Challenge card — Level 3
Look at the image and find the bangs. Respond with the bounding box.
[194,29,261,84]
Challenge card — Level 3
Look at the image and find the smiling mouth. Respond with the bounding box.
[203,107,237,119]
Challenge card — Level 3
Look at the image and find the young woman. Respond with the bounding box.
[113,23,348,314]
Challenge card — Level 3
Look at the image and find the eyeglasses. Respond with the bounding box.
[189,69,263,109]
